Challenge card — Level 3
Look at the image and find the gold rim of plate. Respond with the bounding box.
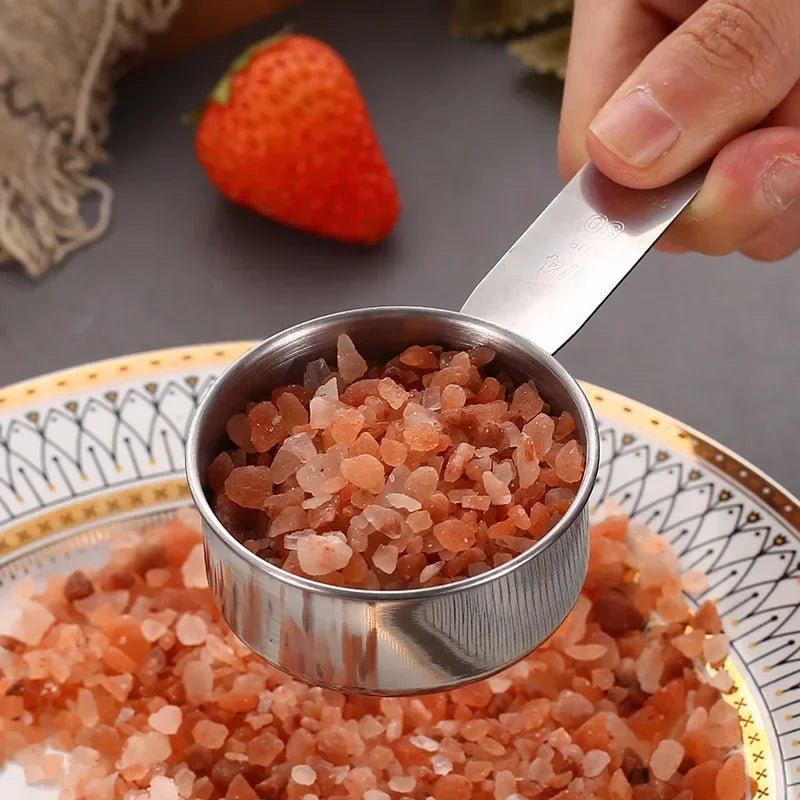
[0,343,787,798]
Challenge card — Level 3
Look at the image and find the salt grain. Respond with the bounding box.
[388,776,416,793]
[176,613,208,646]
[650,739,684,781]
[148,776,179,800]
[149,704,182,735]
[292,764,317,786]
[192,720,228,750]
[410,734,439,752]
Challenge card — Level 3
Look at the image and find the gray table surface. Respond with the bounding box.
[1,0,798,493]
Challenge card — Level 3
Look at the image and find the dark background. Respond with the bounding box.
[1,0,798,492]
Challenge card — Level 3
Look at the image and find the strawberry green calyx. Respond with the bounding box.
[211,28,292,105]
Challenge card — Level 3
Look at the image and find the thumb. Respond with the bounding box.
[586,0,800,189]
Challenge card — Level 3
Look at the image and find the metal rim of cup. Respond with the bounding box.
[186,306,600,602]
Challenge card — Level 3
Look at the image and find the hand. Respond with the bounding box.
[559,0,800,261]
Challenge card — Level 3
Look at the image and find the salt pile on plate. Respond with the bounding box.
[0,505,752,799]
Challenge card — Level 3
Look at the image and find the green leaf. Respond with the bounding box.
[210,27,291,105]
[508,25,571,79]
[449,0,573,39]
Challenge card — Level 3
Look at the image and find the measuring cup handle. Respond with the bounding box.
[460,162,706,355]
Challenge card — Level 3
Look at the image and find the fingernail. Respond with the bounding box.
[590,88,682,168]
[764,156,800,211]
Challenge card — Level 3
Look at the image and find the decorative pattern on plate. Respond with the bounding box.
[0,345,797,798]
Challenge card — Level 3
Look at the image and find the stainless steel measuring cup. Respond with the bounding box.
[186,163,704,695]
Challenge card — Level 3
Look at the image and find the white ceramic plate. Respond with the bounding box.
[0,343,796,799]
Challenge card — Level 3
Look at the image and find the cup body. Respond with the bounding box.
[186,307,599,694]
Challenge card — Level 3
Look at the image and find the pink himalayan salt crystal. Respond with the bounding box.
[528,757,554,785]
[149,776,180,800]
[410,734,439,752]
[303,357,332,394]
[636,644,664,693]
[297,450,346,496]
[565,643,607,661]
[513,435,540,489]
[12,601,55,646]
[276,391,309,429]
[672,629,705,658]
[149,704,183,735]
[716,752,747,800]
[181,543,208,589]
[650,739,684,781]
[419,562,443,583]
[282,432,318,462]
[523,412,554,455]
[77,687,99,727]
[463,494,491,511]
[554,439,584,483]
[681,569,710,594]
[379,437,407,466]
[608,769,633,800]
[183,659,214,703]
[511,383,544,420]
[583,749,611,778]
[226,413,251,449]
[405,466,439,502]
[341,454,386,493]
[709,668,735,692]
[482,471,512,505]
[192,719,229,749]
[407,509,433,532]
[271,505,307,536]
[444,443,475,482]
[378,378,410,410]
[292,764,317,785]
[399,344,439,369]
[271,447,301,484]
[309,397,341,431]
[175,612,208,646]
[297,532,353,575]
[330,407,366,446]
[703,633,730,665]
[364,791,390,800]
[552,690,594,726]
[387,492,421,511]
[118,732,172,769]
[372,544,399,574]
[363,505,403,536]
[434,519,476,552]
[404,422,440,452]
[337,334,368,383]
[224,466,273,509]
[388,776,416,793]
[441,384,467,410]
[432,755,453,775]
[493,460,514,485]
[494,769,517,800]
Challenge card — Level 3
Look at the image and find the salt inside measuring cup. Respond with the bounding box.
[207,335,586,591]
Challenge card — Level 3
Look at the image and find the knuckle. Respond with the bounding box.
[680,1,779,94]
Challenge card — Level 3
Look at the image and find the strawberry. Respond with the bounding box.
[195,33,401,245]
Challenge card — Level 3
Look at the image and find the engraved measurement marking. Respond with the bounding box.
[585,213,625,239]
[539,254,580,279]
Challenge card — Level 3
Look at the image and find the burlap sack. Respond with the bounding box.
[0,0,183,278]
